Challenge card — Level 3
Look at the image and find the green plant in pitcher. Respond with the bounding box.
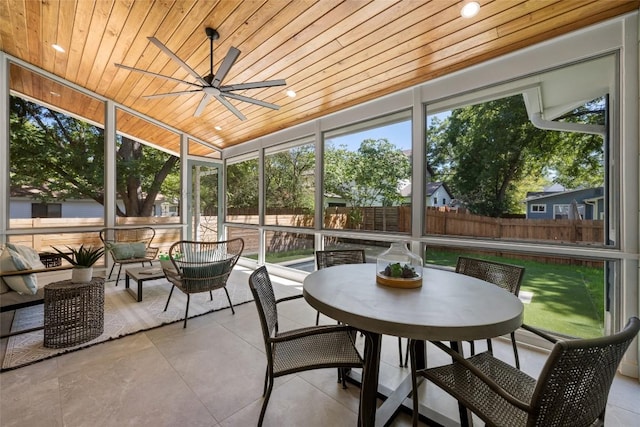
[383,262,418,278]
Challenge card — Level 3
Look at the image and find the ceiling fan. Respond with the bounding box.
[115,27,286,120]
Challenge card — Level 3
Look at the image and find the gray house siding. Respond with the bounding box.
[525,187,604,220]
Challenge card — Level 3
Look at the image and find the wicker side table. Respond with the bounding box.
[44,277,105,348]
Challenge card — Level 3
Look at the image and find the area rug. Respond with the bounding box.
[1,268,254,372]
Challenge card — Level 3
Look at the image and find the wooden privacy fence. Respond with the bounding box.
[8,206,604,261]
[424,207,603,243]
[8,218,181,261]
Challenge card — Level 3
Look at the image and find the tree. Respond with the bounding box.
[427,95,604,217]
[226,158,259,209]
[115,136,179,217]
[265,144,315,211]
[324,138,411,208]
[10,96,179,217]
[548,98,605,189]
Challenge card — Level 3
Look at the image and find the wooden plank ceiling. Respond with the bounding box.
[1,0,638,157]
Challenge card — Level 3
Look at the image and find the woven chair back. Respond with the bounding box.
[456,256,525,295]
[99,227,158,263]
[248,266,279,341]
[168,238,244,293]
[529,317,640,426]
[316,249,366,270]
[100,227,155,246]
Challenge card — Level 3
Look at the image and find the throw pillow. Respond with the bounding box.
[0,277,9,294]
[107,243,135,260]
[130,242,147,258]
[0,248,39,295]
[6,243,46,269]
[0,248,9,294]
[181,259,232,289]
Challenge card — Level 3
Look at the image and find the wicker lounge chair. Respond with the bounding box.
[100,227,159,284]
[163,238,243,328]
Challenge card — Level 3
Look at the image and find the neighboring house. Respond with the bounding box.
[426,182,454,207]
[9,187,178,219]
[524,187,604,220]
[323,160,453,208]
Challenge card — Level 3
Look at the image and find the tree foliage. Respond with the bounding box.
[427,95,604,217]
[265,144,314,211]
[226,158,259,209]
[10,96,179,217]
[324,138,411,207]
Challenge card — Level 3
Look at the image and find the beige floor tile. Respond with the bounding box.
[58,346,216,427]
[1,271,639,427]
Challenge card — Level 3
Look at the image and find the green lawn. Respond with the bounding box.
[425,250,605,338]
[246,247,605,338]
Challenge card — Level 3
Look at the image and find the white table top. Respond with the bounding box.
[303,263,523,342]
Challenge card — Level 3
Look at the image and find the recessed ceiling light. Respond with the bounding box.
[214,126,222,131]
[52,44,65,53]
[286,90,296,98]
[50,91,61,97]
[460,1,480,18]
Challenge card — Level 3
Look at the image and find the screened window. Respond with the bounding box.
[265,138,315,228]
[425,55,614,247]
[115,109,180,225]
[226,155,259,225]
[323,110,412,232]
[9,64,106,229]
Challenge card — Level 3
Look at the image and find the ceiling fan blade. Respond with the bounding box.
[143,90,203,99]
[115,63,202,88]
[221,92,280,110]
[148,36,209,86]
[212,47,241,88]
[194,93,212,117]
[220,79,287,91]
[214,94,246,121]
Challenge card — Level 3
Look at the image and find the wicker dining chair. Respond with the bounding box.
[398,257,525,368]
[163,238,243,328]
[409,317,639,427]
[454,256,525,368]
[248,266,364,427]
[100,227,159,284]
[314,249,367,325]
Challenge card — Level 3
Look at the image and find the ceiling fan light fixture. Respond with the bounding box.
[460,1,480,18]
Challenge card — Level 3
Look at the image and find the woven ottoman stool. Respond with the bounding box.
[44,277,105,348]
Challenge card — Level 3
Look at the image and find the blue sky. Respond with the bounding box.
[328,121,412,151]
[326,111,450,152]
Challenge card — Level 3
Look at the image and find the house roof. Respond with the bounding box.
[524,187,604,202]
[399,181,452,198]
[426,182,453,197]
[2,1,637,156]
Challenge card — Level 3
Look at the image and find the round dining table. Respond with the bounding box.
[303,263,524,427]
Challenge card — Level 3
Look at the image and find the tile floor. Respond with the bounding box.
[1,266,639,426]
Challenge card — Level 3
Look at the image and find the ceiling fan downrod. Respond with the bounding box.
[205,27,219,85]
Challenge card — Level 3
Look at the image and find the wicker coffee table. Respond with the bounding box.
[43,278,105,348]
